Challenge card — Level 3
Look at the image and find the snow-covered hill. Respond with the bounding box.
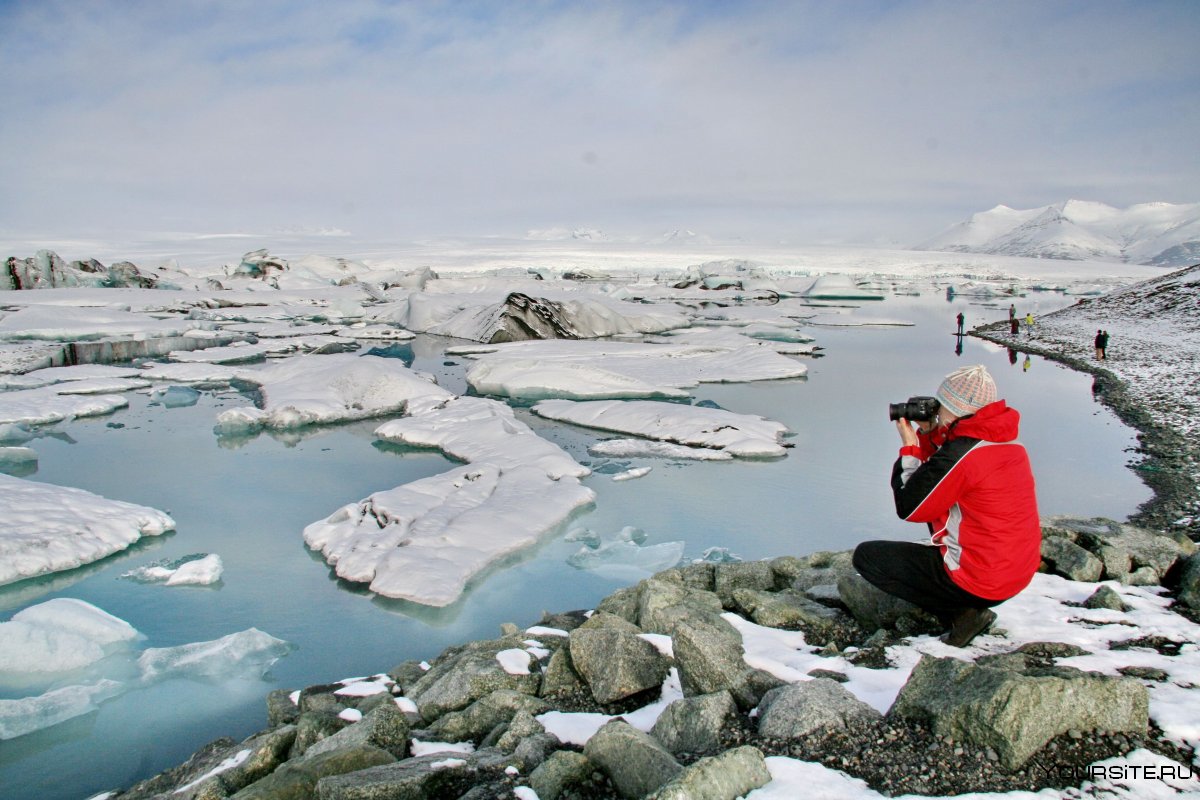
[919,200,1200,266]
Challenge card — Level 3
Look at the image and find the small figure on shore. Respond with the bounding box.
[1024,312,1034,336]
[1009,303,1016,321]
[854,365,1041,648]
[956,311,965,334]
[1010,317,1019,336]
[1098,329,1109,359]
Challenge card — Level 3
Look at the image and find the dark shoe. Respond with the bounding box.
[941,608,997,648]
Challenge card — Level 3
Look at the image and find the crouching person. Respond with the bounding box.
[853,364,1041,647]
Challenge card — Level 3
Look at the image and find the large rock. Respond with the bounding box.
[583,718,682,799]
[1040,536,1104,582]
[836,572,923,630]
[757,679,882,738]
[1044,516,1194,583]
[732,587,851,639]
[529,751,593,800]
[713,561,776,606]
[772,551,856,593]
[635,576,724,635]
[647,745,772,800]
[889,655,1149,769]
[304,703,410,759]
[315,751,505,799]
[424,689,550,743]
[670,613,746,697]
[122,727,296,800]
[569,614,671,704]
[232,744,396,800]
[407,636,542,722]
[650,691,738,756]
[540,646,585,698]
[1177,552,1200,610]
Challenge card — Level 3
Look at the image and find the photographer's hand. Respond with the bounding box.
[896,419,919,448]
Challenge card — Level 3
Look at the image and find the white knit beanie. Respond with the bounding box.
[936,364,997,419]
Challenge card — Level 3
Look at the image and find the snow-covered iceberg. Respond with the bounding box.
[215,353,453,433]
[303,463,595,607]
[0,386,128,425]
[0,305,202,342]
[0,598,139,674]
[532,399,791,458]
[121,554,224,586]
[0,474,176,586]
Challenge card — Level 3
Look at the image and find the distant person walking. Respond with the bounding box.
[1098,330,1109,359]
[1008,303,1016,322]
[956,312,965,334]
[1024,312,1034,337]
[1094,329,1105,360]
[1010,317,1019,336]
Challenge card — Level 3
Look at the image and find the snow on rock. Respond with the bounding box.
[374,395,588,480]
[532,399,791,458]
[0,386,128,425]
[0,474,176,586]
[456,338,806,400]
[303,463,595,607]
[136,628,292,682]
[496,648,533,675]
[215,354,452,433]
[0,598,139,673]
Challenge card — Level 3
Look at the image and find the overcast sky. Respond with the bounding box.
[2,0,1197,249]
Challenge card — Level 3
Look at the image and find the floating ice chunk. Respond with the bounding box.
[375,396,588,480]
[136,628,292,682]
[496,648,533,675]
[697,546,743,564]
[216,354,452,432]
[566,539,685,580]
[0,599,139,673]
[612,466,652,482]
[0,680,125,740]
[6,364,145,389]
[467,358,688,400]
[533,399,790,458]
[168,340,280,364]
[802,274,884,300]
[588,438,734,461]
[336,323,415,340]
[0,386,128,425]
[122,554,223,586]
[150,385,202,408]
[53,377,154,395]
[0,474,175,586]
[0,422,35,444]
[0,446,37,468]
[304,463,595,607]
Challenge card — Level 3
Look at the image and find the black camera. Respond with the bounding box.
[888,396,940,422]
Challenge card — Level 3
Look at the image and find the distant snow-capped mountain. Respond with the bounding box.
[918,200,1200,266]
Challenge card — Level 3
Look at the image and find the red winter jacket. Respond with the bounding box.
[891,400,1041,601]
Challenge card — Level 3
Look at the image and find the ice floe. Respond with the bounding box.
[533,398,791,458]
[0,474,175,586]
[303,462,595,607]
[0,305,203,342]
[587,438,735,461]
[0,386,128,425]
[136,628,292,682]
[0,680,126,741]
[0,598,139,673]
[215,353,452,433]
[121,553,224,586]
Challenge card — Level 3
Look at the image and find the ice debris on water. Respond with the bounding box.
[0,598,140,674]
[150,385,201,408]
[0,680,126,741]
[697,546,743,564]
[566,525,683,579]
[136,628,293,682]
[121,553,224,586]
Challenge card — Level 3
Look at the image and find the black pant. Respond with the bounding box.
[852,540,1000,627]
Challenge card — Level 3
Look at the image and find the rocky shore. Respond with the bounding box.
[100,265,1200,800]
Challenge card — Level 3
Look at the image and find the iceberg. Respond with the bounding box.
[0,386,128,425]
[0,598,139,674]
[304,463,595,607]
[532,399,791,458]
[136,628,292,682]
[0,474,176,586]
[121,554,223,586]
[216,353,452,433]
[0,305,199,342]
[467,358,688,401]
[138,362,241,385]
[587,438,734,461]
[374,395,588,480]
[0,680,125,741]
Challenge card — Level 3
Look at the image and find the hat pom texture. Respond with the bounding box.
[936,364,997,419]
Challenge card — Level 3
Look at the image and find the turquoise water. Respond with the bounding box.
[0,290,1150,799]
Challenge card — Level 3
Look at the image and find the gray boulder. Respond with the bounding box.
[232,744,395,800]
[732,588,851,638]
[647,745,772,800]
[650,691,738,756]
[315,750,504,799]
[569,614,672,704]
[635,576,724,635]
[304,703,410,760]
[1045,516,1194,583]
[540,646,585,698]
[124,726,297,800]
[595,584,640,623]
[425,689,550,743]
[291,712,349,759]
[1083,585,1129,612]
[1040,536,1104,582]
[889,655,1148,769]
[773,551,856,592]
[757,679,882,738]
[583,718,682,799]
[529,751,593,800]
[407,636,542,722]
[266,689,301,727]
[836,572,923,630]
[670,614,746,697]
[1180,552,1200,610]
[713,560,776,606]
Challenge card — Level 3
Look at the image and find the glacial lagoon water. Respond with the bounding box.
[0,289,1152,800]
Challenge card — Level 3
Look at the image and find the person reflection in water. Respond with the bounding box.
[853,365,1041,648]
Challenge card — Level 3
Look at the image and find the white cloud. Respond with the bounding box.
[0,1,1197,248]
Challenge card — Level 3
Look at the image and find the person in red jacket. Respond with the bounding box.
[853,364,1041,647]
